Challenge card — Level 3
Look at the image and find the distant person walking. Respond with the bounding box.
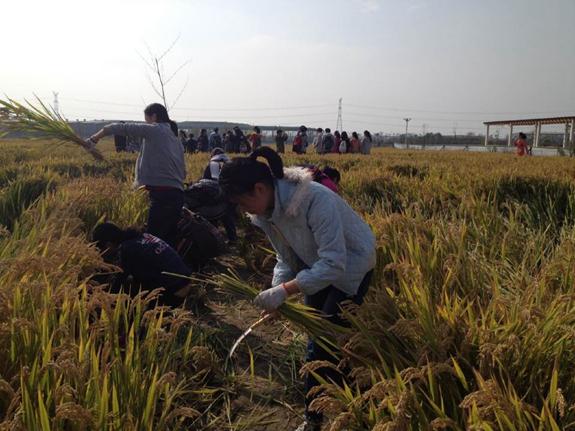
[224,130,234,153]
[114,121,127,152]
[275,129,288,154]
[178,130,188,149]
[209,127,223,151]
[85,103,186,248]
[185,133,197,153]
[350,132,361,153]
[361,130,372,154]
[292,126,308,155]
[514,132,529,156]
[340,131,350,154]
[321,128,335,154]
[232,127,251,153]
[333,131,341,154]
[312,128,323,154]
[198,129,210,153]
[249,126,263,150]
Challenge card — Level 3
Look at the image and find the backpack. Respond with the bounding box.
[339,140,347,153]
[176,208,226,266]
[213,134,222,148]
[184,179,227,220]
[322,135,334,152]
[293,135,302,152]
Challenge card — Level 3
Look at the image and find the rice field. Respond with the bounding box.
[2,138,575,430]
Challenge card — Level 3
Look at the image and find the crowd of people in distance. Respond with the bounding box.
[172,124,373,156]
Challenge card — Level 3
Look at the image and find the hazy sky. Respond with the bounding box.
[3,0,574,135]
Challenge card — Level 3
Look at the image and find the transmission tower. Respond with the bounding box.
[336,98,343,132]
[53,92,59,115]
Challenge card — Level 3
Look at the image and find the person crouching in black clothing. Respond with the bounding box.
[91,222,192,308]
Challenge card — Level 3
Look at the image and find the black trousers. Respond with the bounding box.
[147,189,183,249]
[303,270,373,425]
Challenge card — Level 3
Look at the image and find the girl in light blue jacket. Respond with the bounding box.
[219,147,375,431]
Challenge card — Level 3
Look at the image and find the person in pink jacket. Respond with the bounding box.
[514,132,529,156]
[333,131,341,154]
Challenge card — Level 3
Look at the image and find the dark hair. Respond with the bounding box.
[254,126,261,134]
[316,128,323,133]
[300,125,307,133]
[179,130,187,138]
[364,130,372,142]
[189,133,194,139]
[276,129,283,134]
[144,103,178,137]
[341,131,349,141]
[200,128,207,135]
[91,222,142,251]
[334,130,340,138]
[214,127,219,132]
[352,132,359,139]
[219,147,284,197]
[325,127,331,133]
[519,132,527,139]
[322,166,341,184]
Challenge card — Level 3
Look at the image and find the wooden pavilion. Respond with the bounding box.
[483,116,575,147]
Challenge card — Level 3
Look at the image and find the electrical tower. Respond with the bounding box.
[53,92,59,115]
[336,98,343,132]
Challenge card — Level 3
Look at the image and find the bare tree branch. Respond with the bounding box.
[171,75,189,110]
[165,59,193,85]
[138,34,192,112]
[157,33,181,63]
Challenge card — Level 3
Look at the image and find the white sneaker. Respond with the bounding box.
[295,421,321,431]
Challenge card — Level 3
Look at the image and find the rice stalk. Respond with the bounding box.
[0,96,105,161]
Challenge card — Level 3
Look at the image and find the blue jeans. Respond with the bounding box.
[147,189,183,249]
[303,270,373,425]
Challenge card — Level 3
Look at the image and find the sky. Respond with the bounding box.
[2,0,574,135]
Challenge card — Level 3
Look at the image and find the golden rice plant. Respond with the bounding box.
[0,96,104,161]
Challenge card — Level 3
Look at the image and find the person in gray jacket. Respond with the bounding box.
[361,130,372,154]
[85,103,186,248]
[219,147,375,431]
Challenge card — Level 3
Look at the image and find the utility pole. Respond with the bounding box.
[453,123,458,144]
[53,92,59,115]
[404,118,411,147]
[336,98,343,132]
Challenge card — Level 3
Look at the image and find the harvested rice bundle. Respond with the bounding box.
[0,96,104,161]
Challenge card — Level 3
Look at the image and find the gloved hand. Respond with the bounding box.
[84,137,98,153]
[253,285,287,312]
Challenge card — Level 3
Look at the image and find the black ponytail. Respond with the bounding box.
[219,147,284,197]
[144,103,178,137]
[91,222,143,251]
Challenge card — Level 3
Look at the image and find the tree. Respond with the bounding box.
[138,34,192,112]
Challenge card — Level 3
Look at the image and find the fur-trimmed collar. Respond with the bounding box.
[280,167,313,217]
[247,167,313,221]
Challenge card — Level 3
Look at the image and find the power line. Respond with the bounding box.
[58,96,335,112]
[346,103,574,116]
[58,105,335,120]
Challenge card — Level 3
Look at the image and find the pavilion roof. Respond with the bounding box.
[484,116,575,126]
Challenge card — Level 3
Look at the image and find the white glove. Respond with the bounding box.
[253,285,287,312]
[84,137,98,153]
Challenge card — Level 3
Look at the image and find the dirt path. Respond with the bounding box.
[190,246,307,430]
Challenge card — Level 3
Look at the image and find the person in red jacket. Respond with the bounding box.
[333,131,341,154]
[514,132,529,156]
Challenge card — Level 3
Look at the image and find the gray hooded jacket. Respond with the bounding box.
[103,122,186,190]
[251,167,376,296]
